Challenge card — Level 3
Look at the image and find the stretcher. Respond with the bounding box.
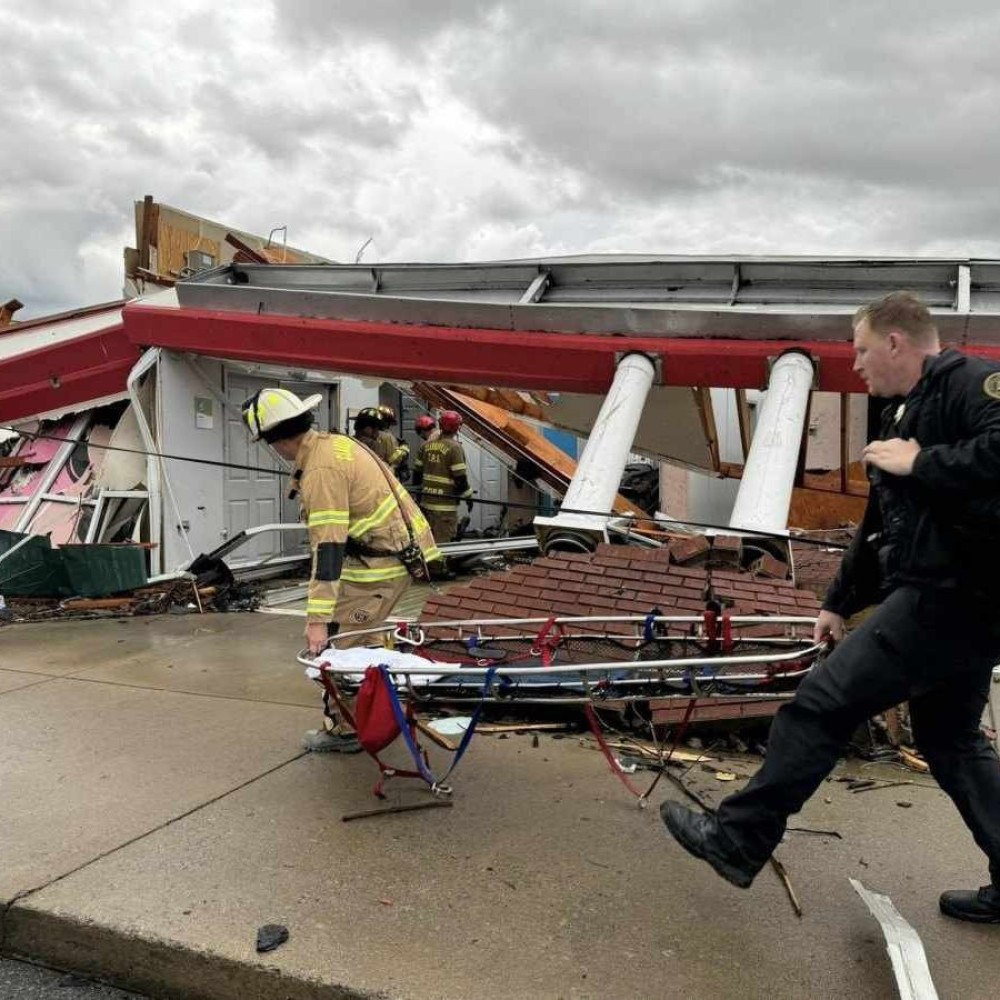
[298,612,827,799]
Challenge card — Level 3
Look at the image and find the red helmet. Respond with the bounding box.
[415,414,436,432]
[439,410,463,434]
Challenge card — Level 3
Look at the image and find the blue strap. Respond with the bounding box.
[643,612,658,642]
[378,664,497,788]
[379,665,435,785]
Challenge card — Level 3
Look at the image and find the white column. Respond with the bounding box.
[535,352,656,553]
[729,350,814,534]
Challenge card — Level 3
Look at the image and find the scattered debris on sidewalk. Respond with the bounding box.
[850,878,940,1000]
[0,536,261,625]
[342,800,454,823]
[255,924,290,954]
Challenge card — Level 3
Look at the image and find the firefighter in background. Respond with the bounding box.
[353,407,384,455]
[376,404,410,480]
[415,413,439,443]
[412,409,473,543]
[242,388,440,753]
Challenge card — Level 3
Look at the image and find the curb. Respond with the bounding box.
[3,905,377,1000]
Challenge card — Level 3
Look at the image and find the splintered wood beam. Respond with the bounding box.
[693,387,721,471]
[735,388,752,461]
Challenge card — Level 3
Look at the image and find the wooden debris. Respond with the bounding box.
[882,705,905,746]
[581,737,715,764]
[478,722,573,734]
[770,855,803,918]
[415,719,460,752]
[899,746,930,773]
[787,826,843,839]
[342,800,454,822]
[851,780,915,794]
[60,597,134,611]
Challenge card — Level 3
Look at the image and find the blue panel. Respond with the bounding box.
[542,427,578,458]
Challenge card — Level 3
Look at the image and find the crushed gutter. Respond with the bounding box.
[850,879,940,1000]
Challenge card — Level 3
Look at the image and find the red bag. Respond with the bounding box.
[353,666,401,754]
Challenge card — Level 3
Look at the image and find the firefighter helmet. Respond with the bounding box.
[354,407,382,434]
[414,414,436,433]
[376,404,397,429]
[241,388,321,442]
[439,410,463,434]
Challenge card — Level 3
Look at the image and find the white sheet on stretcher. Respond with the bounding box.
[308,646,444,686]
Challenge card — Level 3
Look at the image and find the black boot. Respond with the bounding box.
[659,801,760,888]
[939,885,1000,923]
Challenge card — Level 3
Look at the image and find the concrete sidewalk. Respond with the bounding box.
[1,613,997,999]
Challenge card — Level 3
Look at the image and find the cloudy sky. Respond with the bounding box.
[4,0,1000,317]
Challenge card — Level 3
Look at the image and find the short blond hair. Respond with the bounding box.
[854,291,938,347]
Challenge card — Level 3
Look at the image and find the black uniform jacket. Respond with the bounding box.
[824,349,1000,617]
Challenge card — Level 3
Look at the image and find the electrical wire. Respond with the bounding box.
[0,423,851,550]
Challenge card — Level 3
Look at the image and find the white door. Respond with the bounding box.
[223,374,283,562]
[464,440,506,532]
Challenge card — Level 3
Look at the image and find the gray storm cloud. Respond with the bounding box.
[3,0,1000,317]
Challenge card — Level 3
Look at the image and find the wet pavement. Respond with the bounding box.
[1,612,998,999]
[0,959,143,998]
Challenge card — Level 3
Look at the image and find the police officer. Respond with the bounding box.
[661,292,1000,923]
[242,388,440,752]
[412,409,473,543]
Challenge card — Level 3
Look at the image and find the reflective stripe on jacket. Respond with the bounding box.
[295,431,439,622]
[413,436,471,512]
[375,429,409,470]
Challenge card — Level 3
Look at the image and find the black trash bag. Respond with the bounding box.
[187,553,236,590]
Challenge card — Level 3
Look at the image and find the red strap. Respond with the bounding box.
[533,616,565,667]
[721,612,733,653]
[584,703,644,798]
[703,609,718,653]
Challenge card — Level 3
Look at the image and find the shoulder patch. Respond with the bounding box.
[331,437,355,460]
[984,372,1000,400]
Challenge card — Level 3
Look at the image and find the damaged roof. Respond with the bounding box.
[423,543,820,623]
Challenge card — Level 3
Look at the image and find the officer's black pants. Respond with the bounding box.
[716,585,1000,885]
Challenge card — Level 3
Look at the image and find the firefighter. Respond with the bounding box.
[660,292,1000,923]
[415,413,439,443]
[353,407,385,456]
[241,388,440,753]
[412,409,473,543]
[376,404,410,479]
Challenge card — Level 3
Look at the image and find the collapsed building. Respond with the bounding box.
[5,202,1000,732]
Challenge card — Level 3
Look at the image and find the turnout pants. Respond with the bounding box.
[717,585,1000,885]
[322,571,411,734]
[423,508,458,545]
[330,573,411,650]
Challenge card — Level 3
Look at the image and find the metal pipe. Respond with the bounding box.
[534,352,656,553]
[127,348,163,575]
[729,350,815,535]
